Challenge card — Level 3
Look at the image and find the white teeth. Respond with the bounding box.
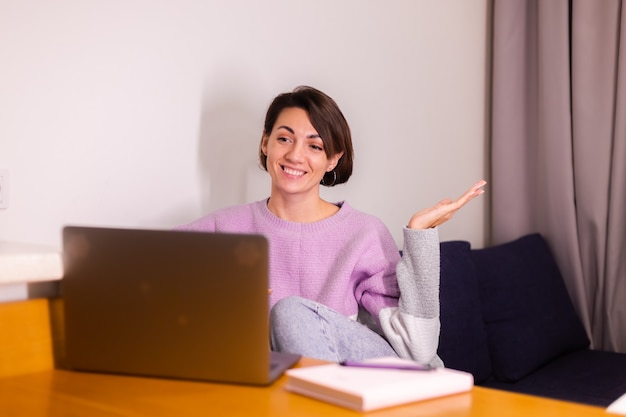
[283,167,304,177]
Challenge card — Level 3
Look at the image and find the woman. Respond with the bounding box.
[177,86,486,366]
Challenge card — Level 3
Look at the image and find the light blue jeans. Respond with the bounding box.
[270,296,399,362]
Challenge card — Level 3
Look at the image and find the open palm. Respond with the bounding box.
[408,180,487,230]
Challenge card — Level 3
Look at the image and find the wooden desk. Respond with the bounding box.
[0,299,617,417]
[0,363,615,417]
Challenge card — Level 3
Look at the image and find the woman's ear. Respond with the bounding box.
[327,151,344,171]
[261,135,269,156]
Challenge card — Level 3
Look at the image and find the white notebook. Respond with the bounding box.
[285,357,473,412]
[607,393,626,415]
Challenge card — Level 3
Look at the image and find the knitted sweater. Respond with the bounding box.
[176,199,443,366]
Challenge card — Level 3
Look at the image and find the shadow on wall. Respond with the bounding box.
[197,81,264,215]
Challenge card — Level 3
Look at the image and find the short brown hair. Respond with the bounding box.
[258,86,354,186]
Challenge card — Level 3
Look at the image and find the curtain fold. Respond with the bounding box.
[490,0,626,352]
[603,1,626,351]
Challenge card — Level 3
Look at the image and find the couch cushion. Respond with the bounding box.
[471,233,590,382]
[481,349,626,407]
[438,240,491,383]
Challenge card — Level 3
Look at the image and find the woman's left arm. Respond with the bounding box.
[378,227,444,367]
[379,180,487,366]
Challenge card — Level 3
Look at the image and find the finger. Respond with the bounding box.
[436,198,454,207]
[460,180,486,199]
[455,180,487,206]
[431,181,487,224]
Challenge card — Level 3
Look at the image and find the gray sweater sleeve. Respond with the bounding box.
[378,227,444,367]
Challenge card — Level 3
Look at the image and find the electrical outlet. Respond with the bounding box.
[0,169,10,209]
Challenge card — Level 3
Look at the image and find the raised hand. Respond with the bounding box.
[407,180,487,230]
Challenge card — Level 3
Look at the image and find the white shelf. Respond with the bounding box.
[0,241,63,284]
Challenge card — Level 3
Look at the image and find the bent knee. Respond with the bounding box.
[270,296,313,322]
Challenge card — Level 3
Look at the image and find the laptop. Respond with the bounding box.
[61,225,301,385]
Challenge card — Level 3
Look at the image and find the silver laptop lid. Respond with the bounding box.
[61,226,280,385]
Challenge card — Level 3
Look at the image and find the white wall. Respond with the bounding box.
[0,0,489,251]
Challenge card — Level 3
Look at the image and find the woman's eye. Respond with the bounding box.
[277,137,288,142]
[311,144,323,151]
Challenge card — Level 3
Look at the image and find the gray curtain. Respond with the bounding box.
[490,0,626,352]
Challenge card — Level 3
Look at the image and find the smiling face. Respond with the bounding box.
[261,107,343,199]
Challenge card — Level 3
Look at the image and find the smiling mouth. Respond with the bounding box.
[282,166,305,177]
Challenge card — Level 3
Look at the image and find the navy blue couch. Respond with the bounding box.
[437,233,626,407]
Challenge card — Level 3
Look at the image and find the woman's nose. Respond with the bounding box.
[285,143,304,162]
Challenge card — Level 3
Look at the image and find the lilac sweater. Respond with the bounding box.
[176,199,443,366]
